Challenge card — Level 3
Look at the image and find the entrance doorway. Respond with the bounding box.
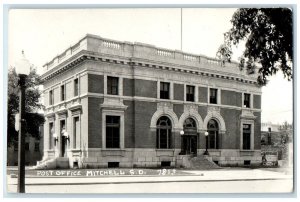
[60,120,67,157]
[181,118,198,155]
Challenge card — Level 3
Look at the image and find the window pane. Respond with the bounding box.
[209,131,215,149]
[244,93,250,108]
[186,85,195,102]
[156,116,172,148]
[243,124,251,150]
[49,90,53,105]
[107,76,119,95]
[210,88,217,104]
[74,79,79,96]
[49,122,54,149]
[74,117,79,148]
[160,82,170,99]
[106,116,120,148]
[61,85,65,101]
[159,129,168,149]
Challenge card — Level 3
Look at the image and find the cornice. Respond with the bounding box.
[41,51,260,87]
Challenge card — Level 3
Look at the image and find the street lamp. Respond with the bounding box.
[180,130,184,135]
[15,50,31,193]
[203,131,209,155]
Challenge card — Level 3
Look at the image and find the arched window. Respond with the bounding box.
[207,119,219,149]
[184,118,196,128]
[183,118,197,135]
[156,116,172,149]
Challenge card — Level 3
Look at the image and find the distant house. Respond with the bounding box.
[7,125,44,166]
[261,122,292,164]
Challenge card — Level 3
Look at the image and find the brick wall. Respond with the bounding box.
[134,79,157,98]
[174,83,184,101]
[124,100,134,148]
[253,94,261,109]
[173,104,184,119]
[198,106,207,120]
[221,108,240,149]
[123,78,134,97]
[198,87,207,103]
[88,74,104,94]
[254,112,261,149]
[88,97,103,148]
[134,101,157,148]
[221,90,242,107]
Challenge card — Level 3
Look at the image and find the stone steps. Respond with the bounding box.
[189,155,220,169]
[32,157,69,170]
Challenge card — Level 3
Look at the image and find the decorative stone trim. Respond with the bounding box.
[100,97,128,111]
[42,49,258,85]
[178,104,204,132]
[101,109,125,149]
[203,106,226,132]
[150,102,179,130]
[69,104,82,115]
[240,109,257,120]
[155,149,174,157]
[45,111,55,119]
[240,150,256,156]
[240,119,255,150]
[57,108,68,118]
[101,149,126,157]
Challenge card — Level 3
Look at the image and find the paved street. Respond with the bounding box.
[6,167,293,194]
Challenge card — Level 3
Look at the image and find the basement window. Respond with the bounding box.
[244,160,251,166]
[161,161,171,167]
[108,162,119,168]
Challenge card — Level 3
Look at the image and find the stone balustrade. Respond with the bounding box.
[42,34,257,79]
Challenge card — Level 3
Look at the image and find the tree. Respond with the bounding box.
[278,121,293,144]
[217,8,293,85]
[7,67,45,146]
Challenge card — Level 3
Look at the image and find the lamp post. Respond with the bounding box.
[15,50,31,193]
[203,131,209,155]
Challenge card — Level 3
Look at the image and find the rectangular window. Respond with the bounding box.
[106,116,120,148]
[74,78,79,96]
[61,85,65,101]
[34,142,39,152]
[49,90,54,105]
[49,122,54,149]
[73,117,80,149]
[210,88,218,104]
[25,142,30,151]
[243,124,251,150]
[244,93,250,108]
[107,76,119,95]
[160,82,170,99]
[60,120,66,133]
[186,85,195,102]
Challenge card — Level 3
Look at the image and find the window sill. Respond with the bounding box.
[156,149,174,157]
[101,149,126,157]
[240,150,256,156]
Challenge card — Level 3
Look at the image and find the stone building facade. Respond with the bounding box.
[40,34,262,168]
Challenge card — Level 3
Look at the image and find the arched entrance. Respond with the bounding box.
[180,118,198,155]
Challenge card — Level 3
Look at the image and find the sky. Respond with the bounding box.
[8,8,293,124]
